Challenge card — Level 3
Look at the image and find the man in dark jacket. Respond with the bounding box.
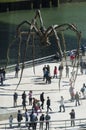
[39,114,45,130]
[40,92,45,109]
[46,97,52,112]
[22,91,26,110]
[17,110,22,127]
[45,112,51,130]
[69,109,75,126]
[13,92,18,107]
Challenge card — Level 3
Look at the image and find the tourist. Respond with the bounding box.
[42,65,47,81]
[58,63,63,78]
[2,67,6,80]
[39,114,45,130]
[53,66,58,78]
[22,91,26,110]
[46,65,50,74]
[0,73,4,86]
[15,64,20,78]
[65,65,69,78]
[46,96,52,112]
[81,44,85,56]
[17,110,23,127]
[28,90,33,105]
[45,112,51,130]
[45,69,51,84]
[13,92,18,107]
[69,109,75,127]
[59,96,65,112]
[29,111,38,130]
[40,92,45,109]
[75,91,80,106]
[54,52,61,61]
[24,109,29,127]
[70,51,75,65]
[69,85,75,101]
[9,115,13,128]
[80,83,86,98]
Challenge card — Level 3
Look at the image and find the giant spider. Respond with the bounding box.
[6,10,81,90]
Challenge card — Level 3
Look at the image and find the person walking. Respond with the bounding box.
[40,92,45,109]
[45,112,51,130]
[59,96,65,112]
[13,92,18,107]
[17,110,23,127]
[46,97,52,113]
[39,114,45,130]
[69,109,75,127]
[75,91,80,106]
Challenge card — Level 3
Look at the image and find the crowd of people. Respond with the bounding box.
[7,60,86,129]
[11,90,52,129]
[1,50,86,129]
[10,79,86,129]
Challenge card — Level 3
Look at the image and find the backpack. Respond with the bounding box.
[81,87,84,93]
[45,115,50,121]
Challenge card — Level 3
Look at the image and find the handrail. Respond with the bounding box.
[4,45,86,73]
[5,45,86,73]
[6,54,55,73]
[0,118,86,130]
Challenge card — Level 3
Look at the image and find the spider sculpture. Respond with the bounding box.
[6,10,81,90]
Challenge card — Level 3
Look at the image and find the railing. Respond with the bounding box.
[6,47,86,73]
[0,118,86,130]
[6,54,55,73]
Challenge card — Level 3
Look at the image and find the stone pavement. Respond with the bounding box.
[0,61,86,130]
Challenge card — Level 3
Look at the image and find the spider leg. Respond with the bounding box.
[53,23,81,87]
[44,23,81,89]
[34,10,44,29]
[14,10,81,90]
[16,20,31,36]
[15,18,38,90]
[15,31,33,90]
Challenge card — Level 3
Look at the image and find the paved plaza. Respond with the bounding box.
[0,61,86,130]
